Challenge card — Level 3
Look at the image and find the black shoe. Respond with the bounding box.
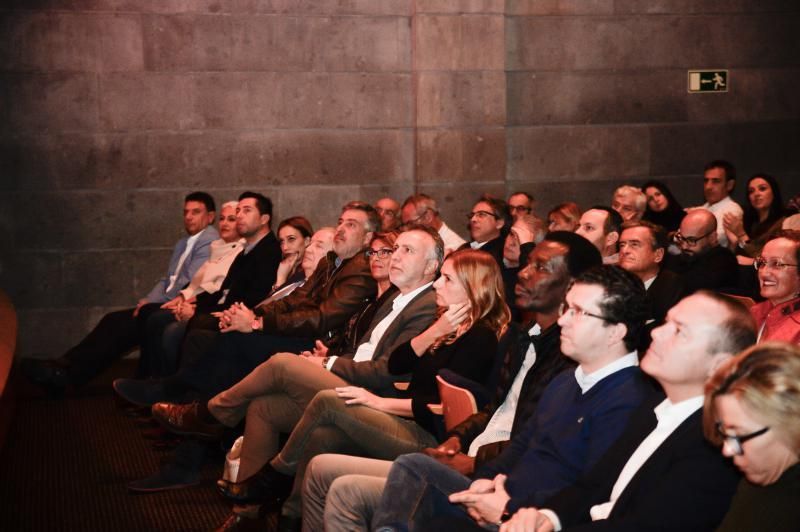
[20,358,70,397]
[127,463,200,493]
[113,378,167,408]
[276,515,301,532]
[219,463,293,509]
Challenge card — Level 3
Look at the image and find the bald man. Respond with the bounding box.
[663,209,738,293]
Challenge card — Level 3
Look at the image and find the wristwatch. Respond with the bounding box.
[321,356,330,369]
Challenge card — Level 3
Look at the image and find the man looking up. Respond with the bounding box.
[400,193,466,255]
[465,194,509,266]
[664,209,738,294]
[113,201,378,408]
[22,191,219,395]
[691,159,743,248]
[372,266,652,530]
[576,206,623,265]
[375,197,401,232]
[499,292,755,532]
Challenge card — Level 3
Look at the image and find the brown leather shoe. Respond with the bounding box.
[151,401,225,440]
[214,513,263,532]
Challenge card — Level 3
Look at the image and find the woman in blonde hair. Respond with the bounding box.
[218,248,510,514]
[704,341,800,531]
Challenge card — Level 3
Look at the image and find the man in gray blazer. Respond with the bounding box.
[150,225,443,448]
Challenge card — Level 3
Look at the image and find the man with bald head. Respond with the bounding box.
[663,209,738,293]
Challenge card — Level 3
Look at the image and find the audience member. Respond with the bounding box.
[691,159,743,248]
[576,206,622,264]
[508,191,535,220]
[375,197,401,232]
[299,235,601,532]
[22,191,219,394]
[502,214,546,319]
[400,193,466,255]
[372,266,652,529]
[546,202,581,232]
[705,342,800,532]
[749,231,800,343]
[642,180,685,232]
[464,194,509,266]
[272,216,313,291]
[664,209,738,293]
[724,173,787,259]
[495,291,755,532]
[220,249,510,525]
[611,185,646,222]
[618,221,686,336]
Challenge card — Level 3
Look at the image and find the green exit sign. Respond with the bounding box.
[688,70,729,93]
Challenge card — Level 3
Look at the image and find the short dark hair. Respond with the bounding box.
[544,231,603,278]
[277,216,313,239]
[574,265,648,352]
[184,191,216,213]
[620,220,669,251]
[477,193,510,231]
[704,159,737,182]
[341,201,380,233]
[509,191,534,203]
[238,191,273,222]
[695,291,757,355]
[589,205,623,236]
[401,223,445,271]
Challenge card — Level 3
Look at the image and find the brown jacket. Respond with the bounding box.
[255,250,376,340]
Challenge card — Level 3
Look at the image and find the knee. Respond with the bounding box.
[306,389,342,415]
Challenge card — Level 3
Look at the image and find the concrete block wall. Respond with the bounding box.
[1,0,798,358]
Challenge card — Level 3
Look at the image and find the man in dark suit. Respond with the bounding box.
[463,194,509,267]
[496,291,756,532]
[618,221,686,349]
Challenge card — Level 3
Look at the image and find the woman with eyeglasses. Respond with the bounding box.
[704,342,800,532]
[749,230,800,343]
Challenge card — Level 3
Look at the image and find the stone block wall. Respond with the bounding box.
[1,0,798,357]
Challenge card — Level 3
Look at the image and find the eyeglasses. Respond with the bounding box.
[467,210,498,220]
[509,205,531,214]
[753,257,799,271]
[375,207,397,217]
[400,210,428,229]
[559,303,611,322]
[715,422,769,456]
[365,248,394,260]
[673,230,713,246]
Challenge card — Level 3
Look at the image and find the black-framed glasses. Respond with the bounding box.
[753,257,799,271]
[559,303,611,322]
[365,248,394,260]
[673,229,714,246]
[509,205,532,214]
[375,207,397,217]
[467,210,498,220]
[715,422,769,456]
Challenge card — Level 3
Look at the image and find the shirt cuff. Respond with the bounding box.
[539,509,562,532]
[325,356,338,371]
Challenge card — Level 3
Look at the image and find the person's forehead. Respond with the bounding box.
[376,198,398,209]
[531,240,568,262]
[762,238,797,258]
[582,209,607,225]
[620,226,650,242]
[238,198,257,208]
[185,200,207,212]
[473,201,493,212]
[567,282,604,307]
[397,230,431,251]
[341,209,367,223]
[669,295,720,328]
[220,205,235,215]
[704,167,726,180]
[509,194,530,205]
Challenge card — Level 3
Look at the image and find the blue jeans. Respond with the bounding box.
[372,453,475,531]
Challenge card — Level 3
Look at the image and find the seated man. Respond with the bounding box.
[663,208,738,293]
[300,231,602,532]
[612,185,646,223]
[576,206,623,265]
[375,197,402,232]
[463,194,509,266]
[400,193,466,255]
[112,201,378,407]
[22,191,219,394]
[483,292,755,532]
[508,191,535,220]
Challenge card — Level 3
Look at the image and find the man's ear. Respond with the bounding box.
[260,213,270,228]
[606,231,620,249]
[654,247,665,264]
[608,322,628,348]
[205,211,215,226]
[362,231,374,248]
[726,179,735,194]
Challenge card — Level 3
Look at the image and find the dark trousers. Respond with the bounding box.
[136,309,188,378]
[64,303,160,386]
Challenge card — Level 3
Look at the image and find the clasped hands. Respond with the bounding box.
[449,475,554,531]
[213,302,256,333]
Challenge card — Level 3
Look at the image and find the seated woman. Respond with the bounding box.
[546,202,581,232]
[220,248,510,524]
[641,180,685,233]
[749,230,800,343]
[724,173,787,261]
[704,342,800,532]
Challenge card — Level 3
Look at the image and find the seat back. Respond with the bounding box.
[435,374,478,431]
[723,293,756,309]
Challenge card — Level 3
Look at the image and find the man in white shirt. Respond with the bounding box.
[498,291,755,532]
[691,159,743,248]
[400,193,466,255]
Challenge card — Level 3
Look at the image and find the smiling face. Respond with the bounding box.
[641,294,724,399]
[183,200,214,236]
[758,238,800,305]
[432,258,469,308]
[715,394,798,485]
[515,240,570,313]
[469,201,504,243]
[217,205,238,243]
[748,177,774,213]
[333,209,372,259]
[645,186,668,213]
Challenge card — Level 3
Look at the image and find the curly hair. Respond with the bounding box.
[572,265,648,352]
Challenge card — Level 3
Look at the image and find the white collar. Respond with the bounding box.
[575,351,639,394]
[654,395,704,425]
[393,281,433,310]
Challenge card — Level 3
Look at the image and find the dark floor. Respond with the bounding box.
[0,360,234,532]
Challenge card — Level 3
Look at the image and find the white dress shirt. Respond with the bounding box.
[695,195,743,248]
[165,231,202,293]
